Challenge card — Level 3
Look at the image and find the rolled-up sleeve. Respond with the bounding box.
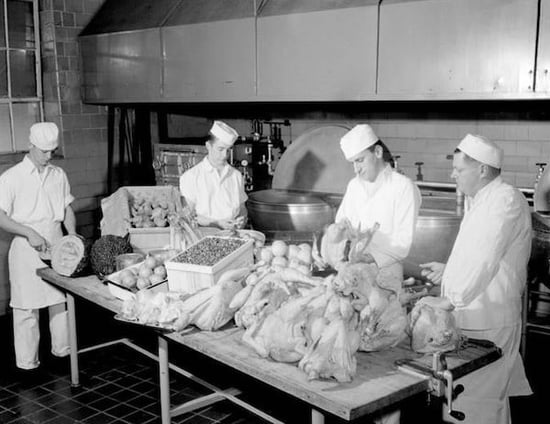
[62,171,74,209]
[179,171,196,207]
[0,172,14,216]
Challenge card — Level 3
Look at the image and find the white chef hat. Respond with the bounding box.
[456,134,503,169]
[209,120,239,147]
[29,122,59,150]
[340,124,379,160]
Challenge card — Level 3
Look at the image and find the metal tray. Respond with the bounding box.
[113,313,194,334]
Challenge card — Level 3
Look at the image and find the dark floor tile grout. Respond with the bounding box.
[0,339,264,424]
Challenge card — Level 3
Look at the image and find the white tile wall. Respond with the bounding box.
[226,116,550,190]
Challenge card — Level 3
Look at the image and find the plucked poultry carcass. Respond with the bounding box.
[241,292,318,363]
[120,291,191,331]
[233,273,296,329]
[298,317,360,383]
[312,221,380,271]
[181,266,254,331]
[331,262,408,352]
[241,278,363,383]
[359,296,408,352]
[409,296,462,353]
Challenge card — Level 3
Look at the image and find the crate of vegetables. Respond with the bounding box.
[106,255,169,301]
[126,186,182,253]
[100,186,183,253]
[165,236,254,294]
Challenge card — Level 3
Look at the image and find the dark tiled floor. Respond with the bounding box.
[0,301,276,424]
[0,299,548,424]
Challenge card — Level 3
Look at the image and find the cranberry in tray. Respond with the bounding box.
[165,236,253,294]
[170,237,247,266]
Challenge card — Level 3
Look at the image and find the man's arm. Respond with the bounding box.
[63,205,76,235]
[0,209,48,251]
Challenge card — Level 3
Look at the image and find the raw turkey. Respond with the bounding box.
[409,297,461,353]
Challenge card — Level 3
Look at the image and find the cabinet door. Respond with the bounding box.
[162,19,256,102]
[536,0,550,93]
[80,30,162,103]
[257,3,378,101]
[378,0,538,99]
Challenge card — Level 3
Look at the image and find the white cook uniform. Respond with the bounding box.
[335,165,421,290]
[179,157,247,222]
[0,155,74,369]
[442,176,532,424]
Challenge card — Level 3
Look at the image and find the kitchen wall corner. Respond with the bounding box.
[39,0,108,239]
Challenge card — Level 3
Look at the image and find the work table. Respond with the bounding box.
[37,267,501,423]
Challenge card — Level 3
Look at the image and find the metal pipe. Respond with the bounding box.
[416,181,534,196]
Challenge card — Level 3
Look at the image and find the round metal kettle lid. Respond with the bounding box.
[272,125,353,195]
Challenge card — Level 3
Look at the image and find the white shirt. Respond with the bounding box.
[335,165,421,268]
[442,176,531,330]
[179,157,247,221]
[0,155,74,308]
[0,156,74,228]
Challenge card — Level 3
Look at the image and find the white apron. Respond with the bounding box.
[9,220,65,309]
[444,324,531,424]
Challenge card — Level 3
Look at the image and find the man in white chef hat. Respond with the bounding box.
[420,134,532,423]
[0,122,77,375]
[179,120,247,231]
[335,124,421,292]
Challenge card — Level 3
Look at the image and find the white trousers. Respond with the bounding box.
[12,303,70,370]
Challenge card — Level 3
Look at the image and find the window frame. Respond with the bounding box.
[0,0,43,155]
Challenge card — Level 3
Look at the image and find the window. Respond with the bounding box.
[0,0,42,153]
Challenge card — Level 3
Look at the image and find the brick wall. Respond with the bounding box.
[40,0,108,238]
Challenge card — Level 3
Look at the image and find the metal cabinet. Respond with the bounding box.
[162,0,256,102]
[536,0,550,93]
[256,0,378,101]
[80,30,163,103]
[162,20,256,102]
[377,0,538,100]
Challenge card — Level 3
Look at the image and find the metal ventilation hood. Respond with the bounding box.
[79,0,380,104]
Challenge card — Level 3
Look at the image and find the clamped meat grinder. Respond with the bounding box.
[395,351,466,421]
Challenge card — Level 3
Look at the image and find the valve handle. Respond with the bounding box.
[152,158,163,171]
[450,410,466,421]
[453,384,465,400]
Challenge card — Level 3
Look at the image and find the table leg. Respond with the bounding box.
[67,293,80,387]
[159,335,171,424]
[311,408,325,424]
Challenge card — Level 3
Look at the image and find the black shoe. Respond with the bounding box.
[16,367,48,386]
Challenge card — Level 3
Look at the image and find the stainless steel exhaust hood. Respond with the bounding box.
[79,0,380,104]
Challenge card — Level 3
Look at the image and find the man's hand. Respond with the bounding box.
[217,219,238,230]
[419,261,445,285]
[415,295,454,311]
[233,216,246,229]
[27,229,49,253]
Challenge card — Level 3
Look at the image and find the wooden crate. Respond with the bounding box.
[165,236,254,294]
[125,186,180,252]
[128,227,171,254]
[105,261,168,301]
